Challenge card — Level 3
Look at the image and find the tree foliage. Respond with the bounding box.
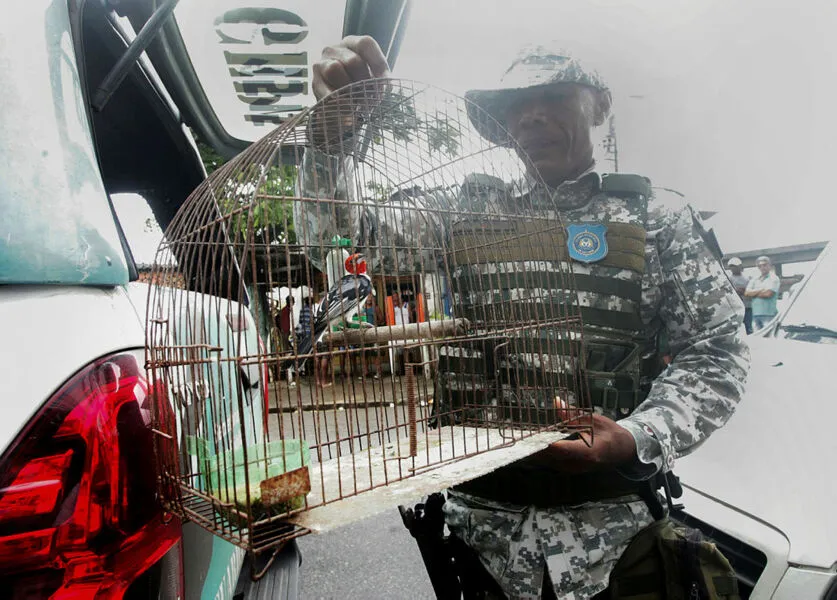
[197,140,226,175]
[144,217,160,234]
[426,113,461,157]
[194,87,462,247]
[197,140,297,245]
[365,180,393,202]
[374,89,462,158]
[221,163,298,245]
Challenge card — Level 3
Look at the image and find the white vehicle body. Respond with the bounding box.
[0,281,262,597]
[0,286,145,451]
[673,245,837,599]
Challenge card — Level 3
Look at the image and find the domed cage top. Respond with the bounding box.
[146,79,593,556]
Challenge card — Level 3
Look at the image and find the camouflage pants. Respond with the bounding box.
[444,490,654,600]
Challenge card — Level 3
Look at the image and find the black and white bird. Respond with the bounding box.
[294,253,373,367]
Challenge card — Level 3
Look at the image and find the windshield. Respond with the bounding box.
[778,245,837,337]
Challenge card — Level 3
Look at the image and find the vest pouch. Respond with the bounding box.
[607,519,740,600]
[432,337,509,426]
[584,339,637,372]
[585,339,642,419]
[586,373,638,419]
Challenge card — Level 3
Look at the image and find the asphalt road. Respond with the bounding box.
[267,402,436,599]
[298,502,436,600]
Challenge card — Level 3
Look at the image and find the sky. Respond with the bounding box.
[124,0,837,267]
[392,0,837,253]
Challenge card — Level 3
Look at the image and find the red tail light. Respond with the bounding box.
[0,352,183,598]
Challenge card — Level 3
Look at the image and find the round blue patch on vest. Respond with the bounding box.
[567,224,608,263]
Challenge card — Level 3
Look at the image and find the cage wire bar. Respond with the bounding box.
[146,79,594,556]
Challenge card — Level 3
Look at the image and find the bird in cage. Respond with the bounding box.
[296,92,592,429]
[294,252,373,370]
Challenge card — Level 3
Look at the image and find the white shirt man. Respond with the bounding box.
[393,300,411,326]
[745,255,781,331]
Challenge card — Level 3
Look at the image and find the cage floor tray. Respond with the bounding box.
[290,425,569,532]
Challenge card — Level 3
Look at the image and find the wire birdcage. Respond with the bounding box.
[146,79,593,556]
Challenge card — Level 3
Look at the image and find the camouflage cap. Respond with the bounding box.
[465,45,609,145]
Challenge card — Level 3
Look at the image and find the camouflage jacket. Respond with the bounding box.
[298,149,750,598]
[298,149,749,475]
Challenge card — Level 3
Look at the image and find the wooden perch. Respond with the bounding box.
[323,318,470,346]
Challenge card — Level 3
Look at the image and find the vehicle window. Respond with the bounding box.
[111,193,166,274]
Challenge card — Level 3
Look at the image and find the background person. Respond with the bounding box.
[394,294,411,327]
[745,255,780,331]
[272,295,295,381]
[358,295,384,380]
[310,299,334,388]
[727,257,752,334]
[275,295,295,354]
[392,292,411,375]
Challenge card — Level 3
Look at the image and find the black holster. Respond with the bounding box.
[400,493,506,600]
[399,493,460,600]
[637,470,684,521]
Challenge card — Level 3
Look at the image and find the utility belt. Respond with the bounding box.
[451,464,649,508]
[452,462,683,525]
[400,476,698,600]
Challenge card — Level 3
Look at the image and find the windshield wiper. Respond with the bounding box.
[780,324,837,338]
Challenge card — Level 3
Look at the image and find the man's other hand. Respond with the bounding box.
[532,409,638,473]
[313,35,390,100]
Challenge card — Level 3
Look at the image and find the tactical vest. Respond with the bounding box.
[438,173,661,426]
[440,173,667,505]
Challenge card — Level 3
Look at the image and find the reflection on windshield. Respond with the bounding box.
[175,0,347,142]
[780,324,837,345]
[779,245,836,337]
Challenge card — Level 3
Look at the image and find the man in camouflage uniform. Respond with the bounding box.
[306,36,749,599]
